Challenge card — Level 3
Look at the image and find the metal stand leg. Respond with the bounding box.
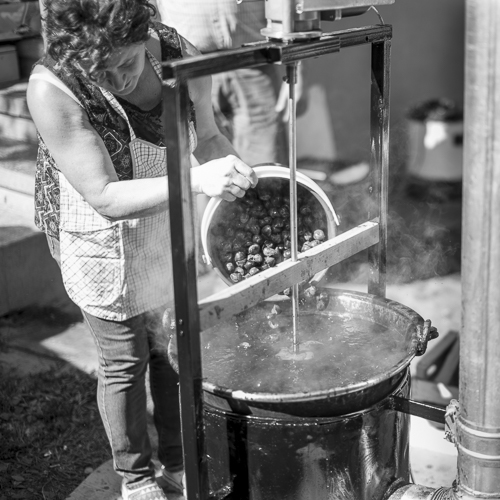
[368,39,390,298]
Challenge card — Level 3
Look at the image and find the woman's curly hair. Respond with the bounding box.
[43,0,156,79]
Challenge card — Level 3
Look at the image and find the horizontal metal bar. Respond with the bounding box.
[198,220,379,331]
[390,395,446,424]
[162,25,391,80]
[266,36,340,64]
[301,0,394,9]
[328,24,393,48]
[162,44,274,80]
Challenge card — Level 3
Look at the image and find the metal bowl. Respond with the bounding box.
[169,288,435,417]
[201,165,339,286]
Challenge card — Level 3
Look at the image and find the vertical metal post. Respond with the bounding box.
[162,82,207,500]
[458,0,500,496]
[287,62,300,353]
[367,38,390,298]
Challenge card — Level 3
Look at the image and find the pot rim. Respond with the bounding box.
[169,289,424,405]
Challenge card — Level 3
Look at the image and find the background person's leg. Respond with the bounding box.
[212,67,286,166]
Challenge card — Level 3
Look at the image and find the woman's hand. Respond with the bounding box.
[191,155,258,201]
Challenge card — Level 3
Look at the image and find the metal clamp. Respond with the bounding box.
[444,399,460,445]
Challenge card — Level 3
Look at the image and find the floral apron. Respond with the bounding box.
[58,49,197,320]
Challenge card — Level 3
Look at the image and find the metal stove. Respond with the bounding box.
[160,1,500,499]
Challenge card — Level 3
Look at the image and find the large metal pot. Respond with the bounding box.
[203,373,411,500]
[168,289,438,500]
[169,289,436,417]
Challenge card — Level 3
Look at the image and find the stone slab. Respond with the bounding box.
[0,226,69,316]
[0,81,31,118]
[67,460,184,500]
[0,343,64,376]
[0,113,37,142]
[0,165,34,194]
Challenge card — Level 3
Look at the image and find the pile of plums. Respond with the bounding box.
[209,180,328,284]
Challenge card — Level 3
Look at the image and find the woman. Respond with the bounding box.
[27,1,257,499]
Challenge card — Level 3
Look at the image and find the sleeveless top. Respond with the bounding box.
[32,22,198,320]
[34,22,196,239]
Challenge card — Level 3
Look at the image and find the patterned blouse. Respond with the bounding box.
[34,22,196,239]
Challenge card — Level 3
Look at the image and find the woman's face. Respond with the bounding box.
[90,43,146,96]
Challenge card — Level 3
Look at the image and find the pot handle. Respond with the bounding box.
[414,319,439,356]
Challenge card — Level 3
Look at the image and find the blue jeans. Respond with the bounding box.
[46,235,183,487]
[212,66,287,166]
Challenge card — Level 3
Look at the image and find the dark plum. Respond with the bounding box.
[248,224,261,235]
[249,253,264,265]
[252,234,264,245]
[261,225,272,238]
[270,233,282,245]
[264,256,276,267]
[263,247,276,257]
[234,251,246,262]
[248,244,260,255]
[313,229,326,241]
[247,267,260,276]
[243,261,254,271]
[230,273,243,283]
[269,207,280,218]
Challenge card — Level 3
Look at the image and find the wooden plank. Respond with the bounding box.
[199,220,379,331]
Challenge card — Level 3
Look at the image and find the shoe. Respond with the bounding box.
[121,481,168,500]
[161,467,186,497]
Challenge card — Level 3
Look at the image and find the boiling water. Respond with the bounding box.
[201,309,408,394]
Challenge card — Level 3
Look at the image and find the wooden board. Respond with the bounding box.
[199,220,379,331]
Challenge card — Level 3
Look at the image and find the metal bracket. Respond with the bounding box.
[389,395,446,424]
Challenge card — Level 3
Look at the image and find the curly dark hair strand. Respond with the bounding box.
[43,0,156,79]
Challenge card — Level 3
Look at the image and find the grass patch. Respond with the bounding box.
[0,365,111,500]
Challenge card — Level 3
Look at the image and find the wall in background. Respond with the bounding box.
[301,0,465,171]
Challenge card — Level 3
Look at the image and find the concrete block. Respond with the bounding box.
[0,226,70,316]
[0,82,37,143]
[0,185,34,214]
[0,166,34,195]
[0,113,37,142]
[0,81,31,118]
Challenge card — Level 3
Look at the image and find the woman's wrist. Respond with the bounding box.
[190,166,203,195]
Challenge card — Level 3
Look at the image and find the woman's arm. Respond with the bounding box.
[27,63,256,221]
[27,66,170,220]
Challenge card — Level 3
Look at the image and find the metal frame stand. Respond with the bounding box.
[161,24,391,500]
